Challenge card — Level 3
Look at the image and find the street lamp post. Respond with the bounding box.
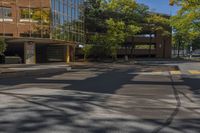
[189,43,193,59]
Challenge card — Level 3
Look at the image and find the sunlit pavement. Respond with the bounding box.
[0,63,200,133]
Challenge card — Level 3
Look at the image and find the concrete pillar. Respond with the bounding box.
[66,45,70,63]
[155,31,163,58]
[24,42,36,64]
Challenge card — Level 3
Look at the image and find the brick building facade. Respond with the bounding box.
[0,0,84,64]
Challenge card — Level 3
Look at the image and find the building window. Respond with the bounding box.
[51,0,85,43]
[135,34,155,38]
[20,33,30,37]
[20,8,30,19]
[20,8,40,22]
[0,7,12,18]
[135,44,156,50]
[0,7,12,21]
[0,33,13,37]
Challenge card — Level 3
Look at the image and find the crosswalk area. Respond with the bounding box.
[169,70,200,75]
[130,70,200,76]
[188,70,200,75]
[178,70,200,75]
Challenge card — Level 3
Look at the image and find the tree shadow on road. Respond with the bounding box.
[0,65,200,133]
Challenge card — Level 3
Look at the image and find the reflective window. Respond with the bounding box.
[18,1,51,38]
[51,0,85,43]
[0,33,13,37]
[0,0,84,43]
[0,7,12,19]
[20,8,30,19]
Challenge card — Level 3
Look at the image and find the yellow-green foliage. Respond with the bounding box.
[83,45,92,61]
[147,14,171,37]
[101,0,142,59]
[170,0,200,52]
[0,38,6,55]
[105,0,137,14]
[171,0,200,40]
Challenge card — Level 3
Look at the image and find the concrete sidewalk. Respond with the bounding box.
[0,63,71,78]
[134,59,200,75]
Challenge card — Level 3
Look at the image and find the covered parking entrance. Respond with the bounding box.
[36,44,65,63]
[5,38,74,64]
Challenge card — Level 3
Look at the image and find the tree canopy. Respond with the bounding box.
[84,0,172,59]
[171,0,200,40]
[85,0,149,59]
[170,0,200,55]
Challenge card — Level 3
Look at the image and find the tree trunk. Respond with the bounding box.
[148,34,152,57]
[163,38,166,58]
[130,37,135,59]
[125,45,128,57]
[130,45,135,59]
[84,54,87,62]
[182,43,185,56]
[174,42,177,57]
[177,38,181,58]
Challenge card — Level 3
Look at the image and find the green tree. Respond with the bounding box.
[129,4,149,58]
[85,0,106,33]
[104,18,126,59]
[172,31,188,57]
[146,14,171,57]
[0,38,6,55]
[171,0,200,55]
[192,38,200,50]
[102,0,142,59]
[85,0,172,60]
[83,44,92,61]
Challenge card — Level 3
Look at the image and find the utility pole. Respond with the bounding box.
[169,0,174,58]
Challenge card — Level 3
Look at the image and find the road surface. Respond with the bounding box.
[0,63,200,133]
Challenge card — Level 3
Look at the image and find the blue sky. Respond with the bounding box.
[136,0,179,15]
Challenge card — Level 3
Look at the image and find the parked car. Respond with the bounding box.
[192,49,200,57]
[4,56,22,64]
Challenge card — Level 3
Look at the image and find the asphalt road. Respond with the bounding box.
[0,63,200,133]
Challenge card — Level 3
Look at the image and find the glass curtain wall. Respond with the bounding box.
[1,0,50,39]
[51,0,85,43]
[0,0,84,43]
[18,0,51,38]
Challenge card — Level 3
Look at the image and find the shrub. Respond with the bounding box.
[0,38,6,55]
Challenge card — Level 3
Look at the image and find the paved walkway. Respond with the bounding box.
[0,63,71,78]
